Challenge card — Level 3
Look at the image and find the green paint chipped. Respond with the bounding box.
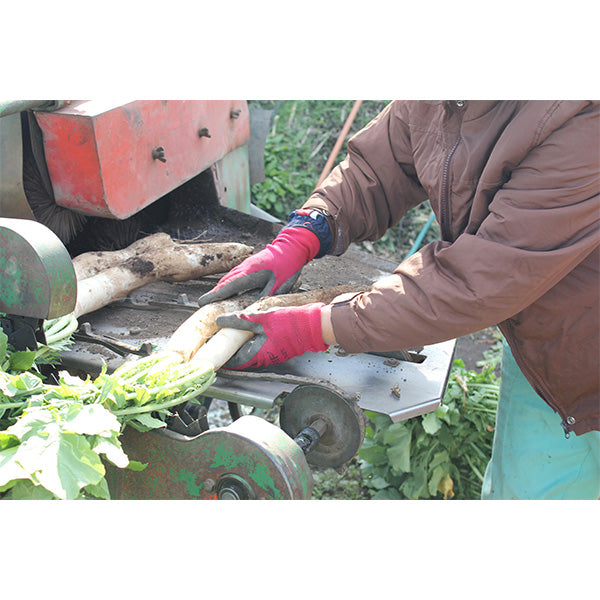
[208,440,283,500]
[170,468,203,498]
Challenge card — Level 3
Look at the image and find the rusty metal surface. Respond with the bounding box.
[34,100,250,219]
[107,415,313,500]
[270,339,456,422]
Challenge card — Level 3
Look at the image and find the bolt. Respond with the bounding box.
[219,487,240,500]
[152,146,166,163]
[203,478,216,493]
[230,109,241,119]
[198,127,211,138]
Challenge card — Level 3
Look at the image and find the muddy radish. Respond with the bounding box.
[73,240,253,318]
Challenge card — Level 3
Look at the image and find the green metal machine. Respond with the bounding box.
[0,217,76,349]
[0,217,367,500]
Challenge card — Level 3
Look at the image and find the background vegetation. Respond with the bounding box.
[249,100,441,262]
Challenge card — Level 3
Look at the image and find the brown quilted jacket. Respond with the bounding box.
[304,100,600,436]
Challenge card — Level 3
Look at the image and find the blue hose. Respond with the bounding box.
[405,211,436,259]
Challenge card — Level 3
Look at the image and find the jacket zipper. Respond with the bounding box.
[504,326,575,437]
[440,105,464,241]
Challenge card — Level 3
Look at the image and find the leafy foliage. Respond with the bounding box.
[359,360,500,500]
[250,100,389,221]
[0,326,215,500]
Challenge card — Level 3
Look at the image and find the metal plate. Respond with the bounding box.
[34,100,250,219]
[270,339,456,423]
[0,113,35,220]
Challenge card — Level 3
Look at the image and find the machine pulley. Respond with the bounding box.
[107,384,367,500]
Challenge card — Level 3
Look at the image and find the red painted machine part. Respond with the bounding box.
[34,100,250,219]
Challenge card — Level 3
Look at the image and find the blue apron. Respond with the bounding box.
[481,340,600,500]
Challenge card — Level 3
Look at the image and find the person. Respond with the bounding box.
[198,100,600,500]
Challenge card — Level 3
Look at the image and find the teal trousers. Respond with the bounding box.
[481,340,600,500]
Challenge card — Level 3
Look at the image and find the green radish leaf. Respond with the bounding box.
[8,351,37,373]
[402,464,429,499]
[13,424,105,500]
[430,450,450,469]
[387,435,412,474]
[366,475,390,490]
[0,444,31,489]
[0,431,20,451]
[127,412,168,432]
[422,412,442,435]
[92,436,129,468]
[358,443,388,466]
[428,464,449,496]
[84,478,111,500]
[372,487,402,500]
[65,403,121,436]
[383,421,410,445]
[4,479,57,499]
[126,460,147,472]
[0,329,7,362]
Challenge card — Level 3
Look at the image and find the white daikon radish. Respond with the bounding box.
[190,285,367,369]
[73,241,253,318]
[71,232,174,280]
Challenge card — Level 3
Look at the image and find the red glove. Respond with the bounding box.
[216,302,328,369]
[197,227,320,306]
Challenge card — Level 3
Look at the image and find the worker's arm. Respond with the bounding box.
[328,102,600,354]
[303,101,429,256]
[212,102,599,371]
[198,102,421,306]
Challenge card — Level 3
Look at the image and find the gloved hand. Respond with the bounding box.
[216,302,328,369]
[197,227,321,307]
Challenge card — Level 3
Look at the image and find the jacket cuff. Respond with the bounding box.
[328,294,370,354]
[284,209,333,258]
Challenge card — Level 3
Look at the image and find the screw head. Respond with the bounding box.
[152,146,166,162]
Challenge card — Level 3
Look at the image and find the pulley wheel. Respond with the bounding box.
[194,415,313,500]
[279,385,366,469]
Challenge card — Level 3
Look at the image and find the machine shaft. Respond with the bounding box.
[293,418,329,455]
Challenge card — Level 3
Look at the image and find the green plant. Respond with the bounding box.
[0,324,214,500]
[359,359,500,500]
[310,457,372,500]
[250,100,389,222]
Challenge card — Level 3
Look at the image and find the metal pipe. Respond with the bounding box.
[315,100,363,187]
[405,211,437,259]
[0,100,72,119]
[0,100,54,118]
